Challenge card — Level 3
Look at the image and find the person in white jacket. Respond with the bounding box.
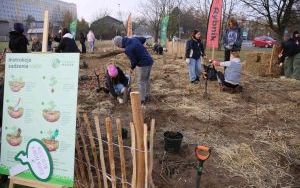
[87,30,96,52]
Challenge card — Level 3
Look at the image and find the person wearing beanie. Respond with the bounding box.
[9,23,28,53]
[55,28,80,53]
[113,36,154,104]
[104,64,130,103]
[280,30,300,80]
[185,30,206,84]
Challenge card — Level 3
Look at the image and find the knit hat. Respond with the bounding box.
[113,36,123,48]
[14,23,24,33]
[107,64,118,78]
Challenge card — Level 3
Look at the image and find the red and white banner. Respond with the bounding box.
[206,0,223,49]
[127,13,133,37]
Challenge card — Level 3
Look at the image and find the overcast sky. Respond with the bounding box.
[63,0,139,22]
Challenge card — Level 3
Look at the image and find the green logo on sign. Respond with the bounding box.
[52,59,60,69]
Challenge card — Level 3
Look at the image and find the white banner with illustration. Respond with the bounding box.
[0,53,79,187]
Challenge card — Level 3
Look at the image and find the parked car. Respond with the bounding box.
[252,36,276,48]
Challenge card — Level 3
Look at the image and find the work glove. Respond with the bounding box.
[225,45,233,50]
[185,58,190,64]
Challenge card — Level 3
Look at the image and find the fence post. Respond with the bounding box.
[130,92,145,188]
[117,118,128,188]
[130,122,137,188]
[149,119,155,188]
[143,124,148,188]
[94,116,109,188]
[83,114,102,187]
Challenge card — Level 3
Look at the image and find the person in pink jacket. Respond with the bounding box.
[87,30,96,52]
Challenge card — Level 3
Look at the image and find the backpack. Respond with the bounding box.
[203,64,218,81]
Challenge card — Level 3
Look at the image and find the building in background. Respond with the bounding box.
[0,0,77,41]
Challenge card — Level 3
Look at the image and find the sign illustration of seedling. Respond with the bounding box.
[42,101,60,122]
[42,129,59,152]
[6,126,22,146]
[9,75,25,92]
[7,98,23,119]
[9,139,53,181]
[49,76,58,93]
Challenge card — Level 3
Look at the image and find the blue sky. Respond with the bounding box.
[63,0,138,22]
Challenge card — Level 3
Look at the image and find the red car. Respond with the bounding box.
[252,36,276,48]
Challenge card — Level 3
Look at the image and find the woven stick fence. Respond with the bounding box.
[74,92,155,188]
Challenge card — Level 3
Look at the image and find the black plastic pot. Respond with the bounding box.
[122,128,128,139]
[164,131,183,153]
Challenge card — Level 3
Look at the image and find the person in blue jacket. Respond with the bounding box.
[113,36,154,104]
[222,18,243,61]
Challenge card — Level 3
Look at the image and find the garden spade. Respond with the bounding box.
[195,145,211,188]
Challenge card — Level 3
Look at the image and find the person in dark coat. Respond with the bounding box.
[185,30,206,83]
[104,64,130,103]
[113,36,154,104]
[222,18,243,61]
[79,32,86,53]
[280,31,300,79]
[9,23,28,53]
[55,28,80,53]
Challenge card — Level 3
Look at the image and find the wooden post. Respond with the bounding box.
[9,177,64,188]
[94,116,109,188]
[130,122,137,188]
[143,124,148,188]
[78,125,95,187]
[130,92,145,188]
[105,117,116,188]
[268,45,276,75]
[75,139,88,187]
[42,10,49,52]
[148,119,155,188]
[116,118,127,188]
[83,114,102,187]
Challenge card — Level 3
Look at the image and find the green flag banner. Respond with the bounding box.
[69,20,77,38]
[160,16,169,47]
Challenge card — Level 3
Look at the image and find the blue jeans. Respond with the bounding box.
[188,58,201,81]
[137,65,152,101]
[114,84,125,95]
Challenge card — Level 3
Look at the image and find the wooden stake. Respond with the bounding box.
[42,10,49,52]
[130,92,145,188]
[130,122,137,188]
[75,138,88,187]
[143,124,148,188]
[83,114,102,188]
[78,125,95,187]
[149,119,156,188]
[9,177,63,188]
[116,118,127,188]
[105,117,116,188]
[268,45,276,75]
[94,116,109,188]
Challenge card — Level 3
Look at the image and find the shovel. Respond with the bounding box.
[195,145,211,188]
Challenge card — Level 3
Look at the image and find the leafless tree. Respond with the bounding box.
[240,0,300,39]
[139,0,176,41]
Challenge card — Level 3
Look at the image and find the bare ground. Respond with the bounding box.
[77,49,300,188]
